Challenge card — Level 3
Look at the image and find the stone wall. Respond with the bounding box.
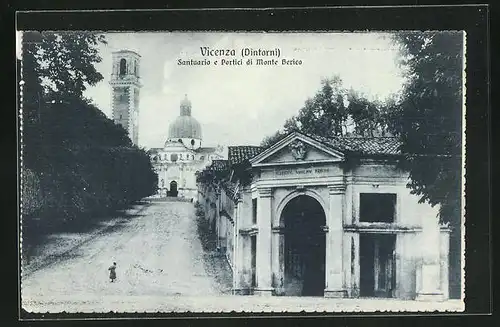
[197,181,238,283]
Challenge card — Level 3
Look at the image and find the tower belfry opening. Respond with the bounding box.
[119,58,127,76]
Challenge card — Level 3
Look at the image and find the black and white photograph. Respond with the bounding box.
[18,26,467,313]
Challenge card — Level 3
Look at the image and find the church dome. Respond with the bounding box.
[168,116,202,139]
[168,95,202,140]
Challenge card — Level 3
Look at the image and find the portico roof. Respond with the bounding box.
[199,132,404,184]
[314,134,402,156]
[249,131,402,166]
[228,146,265,167]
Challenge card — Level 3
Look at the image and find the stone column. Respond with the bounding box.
[254,187,273,296]
[351,233,360,297]
[342,233,353,297]
[416,211,445,301]
[324,184,347,298]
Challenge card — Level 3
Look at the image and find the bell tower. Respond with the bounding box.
[109,50,142,145]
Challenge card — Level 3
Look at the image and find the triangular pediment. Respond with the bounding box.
[250,132,344,167]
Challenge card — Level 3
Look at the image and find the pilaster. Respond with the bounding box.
[440,226,450,300]
[233,196,248,294]
[271,226,285,295]
[324,184,347,298]
[254,187,273,296]
[416,211,445,301]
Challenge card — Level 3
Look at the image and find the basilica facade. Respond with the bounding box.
[148,96,224,200]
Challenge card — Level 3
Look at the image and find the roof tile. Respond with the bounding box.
[228,146,264,166]
[309,134,402,156]
[336,137,401,156]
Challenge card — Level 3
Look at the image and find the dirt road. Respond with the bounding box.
[22,201,223,309]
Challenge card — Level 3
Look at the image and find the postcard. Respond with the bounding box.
[19,27,466,314]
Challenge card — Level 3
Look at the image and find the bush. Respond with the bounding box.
[22,98,158,226]
[194,201,205,218]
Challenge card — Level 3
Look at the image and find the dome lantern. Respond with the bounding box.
[180,94,192,116]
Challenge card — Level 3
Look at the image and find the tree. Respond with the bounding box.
[260,76,393,148]
[390,31,464,299]
[36,31,106,99]
[20,31,157,228]
[390,31,463,221]
[346,91,396,137]
[22,31,109,169]
[261,117,298,148]
[296,77,347,137]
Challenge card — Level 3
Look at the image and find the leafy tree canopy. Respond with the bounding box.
[260,76,395,148]
[20,31,157,221]
[25,31,106,100]
[389,31,464,299]
[390,31,464,218]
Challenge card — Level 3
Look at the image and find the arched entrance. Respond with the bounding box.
[169,180,178,197]
[282,195,326,296]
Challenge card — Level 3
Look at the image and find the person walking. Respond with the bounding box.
[108,262,117,282]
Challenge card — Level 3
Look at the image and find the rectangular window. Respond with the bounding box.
[359,193,396,223]
[252,198,257,224]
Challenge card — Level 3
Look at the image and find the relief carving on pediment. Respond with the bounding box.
[288,140,307,160]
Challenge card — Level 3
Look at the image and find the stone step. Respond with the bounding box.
[146,197,193,203]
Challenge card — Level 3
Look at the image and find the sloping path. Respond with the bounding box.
[22,201,220,311]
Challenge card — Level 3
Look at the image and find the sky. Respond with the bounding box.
[19,32,407,149]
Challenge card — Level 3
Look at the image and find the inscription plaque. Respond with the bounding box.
[274,167,330,177]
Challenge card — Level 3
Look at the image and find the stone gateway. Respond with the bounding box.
[197,132,450,300]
